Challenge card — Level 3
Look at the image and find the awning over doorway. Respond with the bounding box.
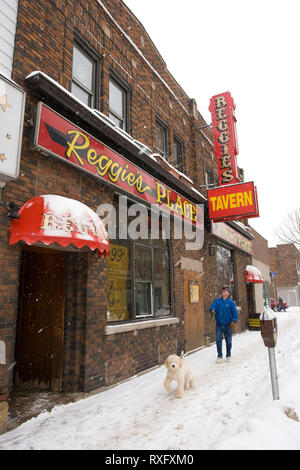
[245,265,264,283]
[9,194,109,258]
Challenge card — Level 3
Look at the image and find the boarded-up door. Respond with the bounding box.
[184,271,205,351]
[14,247,66,391]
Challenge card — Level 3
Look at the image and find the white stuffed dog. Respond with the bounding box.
[164,354,194,398]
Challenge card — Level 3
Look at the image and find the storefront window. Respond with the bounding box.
[217,244,236,301]
[107,201,172,322]
[153,249,170,316]
[107,242,132,322]
[135,245,152,316]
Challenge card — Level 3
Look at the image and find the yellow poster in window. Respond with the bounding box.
[190,284,200,303]
[107,243,131,321]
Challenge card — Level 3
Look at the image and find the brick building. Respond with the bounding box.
[249,226,270,312]
[269,244,300,307]
[0,0,257,433]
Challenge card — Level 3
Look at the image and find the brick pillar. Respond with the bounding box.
[79,252,108,392]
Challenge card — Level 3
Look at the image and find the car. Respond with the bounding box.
[270,298,288,311]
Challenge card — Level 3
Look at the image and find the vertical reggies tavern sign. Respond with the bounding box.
[33,103,203,229]
[207,92,259,222]
[209,92,239,186]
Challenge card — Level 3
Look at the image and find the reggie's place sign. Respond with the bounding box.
[207,181,259,222]
[33,103,203,229]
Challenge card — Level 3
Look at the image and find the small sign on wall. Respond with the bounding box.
[190,284,200,303]
[0,74,26,182]
[0,340,5,364]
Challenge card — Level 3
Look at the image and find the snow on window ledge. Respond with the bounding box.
[105,317,179,335]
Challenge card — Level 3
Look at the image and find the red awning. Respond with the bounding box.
[9,195,109,258]
[245,265,264,284]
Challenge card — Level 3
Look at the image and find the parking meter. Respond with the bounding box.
[260,309,279,400]
[260,317,277,348]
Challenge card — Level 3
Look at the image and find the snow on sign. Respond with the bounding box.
[0,74,26,181]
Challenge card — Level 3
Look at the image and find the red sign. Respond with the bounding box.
[9,195,110,258]
[33,103,203,229]
[207,181,259,222]
[209,92,239,185]
[211,222,253,254]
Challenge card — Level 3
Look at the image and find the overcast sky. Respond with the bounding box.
[124,0,300,247]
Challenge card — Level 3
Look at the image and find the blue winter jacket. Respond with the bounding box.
[209,297,238,325]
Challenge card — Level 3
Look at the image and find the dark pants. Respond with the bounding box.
[216,324,232,358]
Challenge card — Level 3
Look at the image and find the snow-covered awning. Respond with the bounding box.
[9,195,109,258]
[245,265,264,284]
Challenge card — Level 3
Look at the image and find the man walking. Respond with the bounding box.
[209,286,238,363]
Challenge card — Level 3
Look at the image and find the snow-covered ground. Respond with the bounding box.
[1,308,300,450]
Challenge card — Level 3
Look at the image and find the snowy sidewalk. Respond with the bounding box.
[1,309,300,450]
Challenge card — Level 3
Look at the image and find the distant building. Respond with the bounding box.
[269,244,300,307]
[249,226,270,312]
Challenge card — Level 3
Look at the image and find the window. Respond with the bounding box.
[71,45,95,107]
[109,77,129,130]
[173,137,184,172]
[107,242,132,322]
[217,244,236,301]
[153,248,170,316]
[107,200,171,322]
[135,245,152,316]
[155,119,168,158]
[205,168,217,189]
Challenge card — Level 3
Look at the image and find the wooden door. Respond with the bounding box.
[184,271,205,351]
[14,247,66,391]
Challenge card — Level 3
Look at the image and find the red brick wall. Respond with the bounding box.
[251,227,269,265]
[269,244,300,288]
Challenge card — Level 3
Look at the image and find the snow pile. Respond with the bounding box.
[260,307,277,320]
[1,308,300,450]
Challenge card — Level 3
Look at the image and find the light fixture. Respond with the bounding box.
[209,243,215,257]
[7,201,20,219]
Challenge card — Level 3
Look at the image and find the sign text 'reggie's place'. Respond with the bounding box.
[33,103,203,229]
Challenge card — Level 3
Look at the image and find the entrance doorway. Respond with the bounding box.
[184,271,205,351]
[14,246,66,391]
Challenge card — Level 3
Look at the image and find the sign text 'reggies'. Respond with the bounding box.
[209,92,239,185]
